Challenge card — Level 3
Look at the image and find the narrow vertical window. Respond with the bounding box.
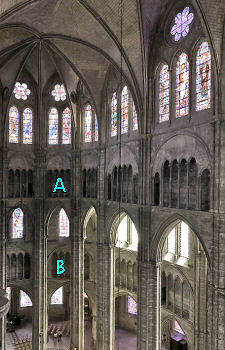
[176,53,189,118]
[84,104,92,143]
[59,208,69,237]
[94,114,98,141]
[196,42,211,111]
[23,108,33,144]
[111,92,118,136]
[12,208,24,239]
[132,103,138,130]
[168,228,175,254]
[51,287,63,304]
[180,222,189,257]
[159,65,170,122]
[121,86,129,134]
[48,107,59,144]
[62,107,71,144]
[9,106,19,143]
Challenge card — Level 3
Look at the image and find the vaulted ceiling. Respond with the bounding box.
[0,0,223,116]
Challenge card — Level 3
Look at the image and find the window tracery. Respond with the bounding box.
[171,7,194,41]
[51,84,67,102]
[13,82,31,100]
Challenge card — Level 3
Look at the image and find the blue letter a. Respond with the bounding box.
[57,259,66,275]
[53,177,66,193]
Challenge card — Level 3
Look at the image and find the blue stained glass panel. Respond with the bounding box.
[23,108,33,144]
[49,107,59,144]
[121,86,129,134]
[171,7,194,41]
[9,106,19,143]
[111,92,118,136]
[94,114,98,142]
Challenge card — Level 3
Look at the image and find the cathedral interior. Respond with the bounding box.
[0,0,224,349]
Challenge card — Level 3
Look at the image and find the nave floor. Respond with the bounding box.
[5,322,137,350]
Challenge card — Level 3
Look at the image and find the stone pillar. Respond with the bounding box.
[70,211,84,350]
[32,200,48,350]
[137,260,158,350]
[96,241,115,350]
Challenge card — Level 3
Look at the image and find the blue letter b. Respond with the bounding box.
[57,259,66,275]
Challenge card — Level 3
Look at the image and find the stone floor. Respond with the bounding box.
[5,322,137,350]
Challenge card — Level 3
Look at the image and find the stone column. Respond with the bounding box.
[70,211,84,350]
[96,240,115,350]
[0,149,7,350]
[32,199,48,350]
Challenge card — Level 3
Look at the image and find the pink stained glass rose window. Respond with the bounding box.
[13,82,31,100]
[51,84,67,102]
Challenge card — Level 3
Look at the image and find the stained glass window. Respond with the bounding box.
[12,208,24,239]
[13,82,31,100]
[127,296,137,315]
[168,229,175,254]
[51,287,63,305]
[84,105,92,143]
[49,107,59,144]
[171,7,194,41]
[176,53,189,118]
[159,65,170,122]
[121,86,129,134]
[111,92,118,136]
[9,106,19,143]
[196,42,211,111]
[51,84,66,102]
[23,108,33,144]
[174,320,184,335]
[180,222,189,258]
[59,208,69,237]
[62,107,71,144]
[20,290,32,307]
[133,103,138,130]
[94,114,98,142]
